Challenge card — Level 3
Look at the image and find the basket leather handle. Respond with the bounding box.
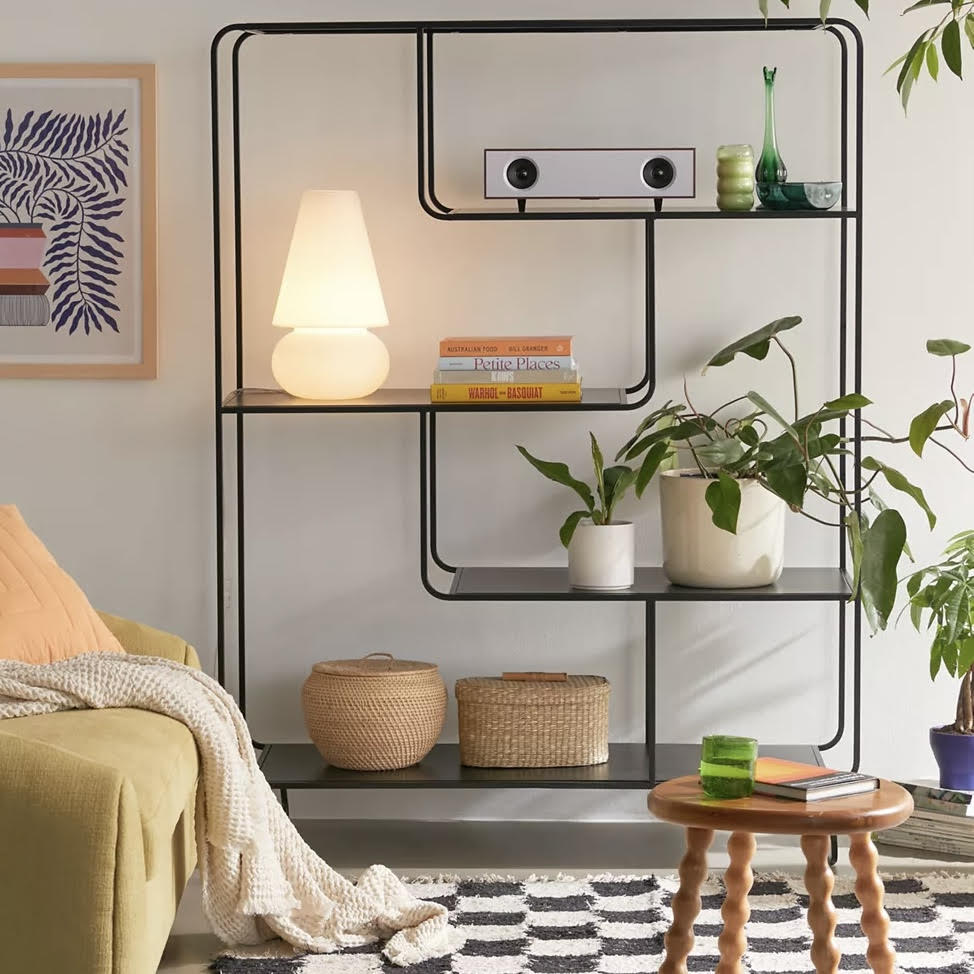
[502,671,568,682]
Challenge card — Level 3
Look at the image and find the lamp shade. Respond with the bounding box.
[272,190,389,330]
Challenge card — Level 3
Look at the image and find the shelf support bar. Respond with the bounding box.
[429,412,456,572]
[646,600,656,784]
[231,31,254,716]
[626,218,656,397]
[424,32,452,214]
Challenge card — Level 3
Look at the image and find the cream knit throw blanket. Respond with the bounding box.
[0,652,464,967]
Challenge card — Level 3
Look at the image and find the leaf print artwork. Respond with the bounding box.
[0,106,129,335]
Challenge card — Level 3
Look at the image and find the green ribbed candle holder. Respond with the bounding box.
[699,735,758,799]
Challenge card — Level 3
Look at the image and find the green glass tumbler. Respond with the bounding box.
[700,735,758,799]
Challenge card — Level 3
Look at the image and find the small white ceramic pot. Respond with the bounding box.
[660,470,786,588]
[568,520,635,590]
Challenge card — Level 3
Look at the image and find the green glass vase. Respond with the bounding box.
[755,66,787,185]
[699,734,758,800]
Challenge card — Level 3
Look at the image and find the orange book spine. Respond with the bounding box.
[439,336,573,356]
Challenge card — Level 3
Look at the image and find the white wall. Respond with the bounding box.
[3,0,972,822]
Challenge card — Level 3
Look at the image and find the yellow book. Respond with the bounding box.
[430,382,582,403]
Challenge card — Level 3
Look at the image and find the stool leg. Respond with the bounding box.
[716,831,756,974]
[849,832,895,974]
[801,834,841,974]
[660,826,714,974]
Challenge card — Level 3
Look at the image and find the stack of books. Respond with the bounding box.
[0,224,51,327]
[875,781,974,858]
[430,336,581,403]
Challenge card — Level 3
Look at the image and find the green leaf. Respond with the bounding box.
[945,529,974,553]
[764,460,808,508]
[896,34,927,96]
[819,0,832,20]
[903,0,953,12]
[759,0,768,21]
[943,18,963,79]
[931,634,944,679]
[590,432,606,516]
[852,0,869,14]
[869,489,914,561]
[861,456,936,529]
[927,41,941,80]
[615,402,683,461]
[693,437,746,468]
[737,424,761,448]
[603,464,636,521]
[624,417,714,461]
[705,316,802,370]
[909,400,953,457]
[517,445,595,514]
[965,13,974,48]
[927,338,972,356]
[860,509,908,632]
[705,472,742,534]
[845,511,864,601]
[635,441,671,499]
[748,391,801,444]
[559,510,589,548]
[824,393,872,411]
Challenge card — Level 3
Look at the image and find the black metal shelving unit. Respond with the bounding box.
[212,16,864,817]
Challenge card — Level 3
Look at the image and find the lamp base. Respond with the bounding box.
[271,328,390,401]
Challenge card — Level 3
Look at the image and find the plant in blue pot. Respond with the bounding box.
[904,532,974,790]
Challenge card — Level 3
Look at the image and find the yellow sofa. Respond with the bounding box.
[0,614,201,974]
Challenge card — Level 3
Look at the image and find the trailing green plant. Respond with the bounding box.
[758,0,974,108]
[616,318,972,631]
[517,433,657,547]
[903,531,974,734]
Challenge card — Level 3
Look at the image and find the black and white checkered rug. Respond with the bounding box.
[210,872,974,973]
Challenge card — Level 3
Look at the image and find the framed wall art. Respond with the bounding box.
[0,63,156,378]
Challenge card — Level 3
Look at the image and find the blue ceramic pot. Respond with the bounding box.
[930,727,974,791]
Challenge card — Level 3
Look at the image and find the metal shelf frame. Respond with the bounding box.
[211,17,865,816]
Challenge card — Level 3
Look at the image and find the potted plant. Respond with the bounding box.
[517,433,647,590]
[903,531,974,790]
[618,319,972,629]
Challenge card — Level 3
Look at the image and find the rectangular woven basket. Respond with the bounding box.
[455,674,610,768]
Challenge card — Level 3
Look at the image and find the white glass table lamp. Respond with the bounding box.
[271,190,390,400]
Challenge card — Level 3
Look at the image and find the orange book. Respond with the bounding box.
[439,336,573,357]
[754,757,878,802]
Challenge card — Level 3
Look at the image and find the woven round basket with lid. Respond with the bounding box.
[301,653,446,771]
[456,673,609,769]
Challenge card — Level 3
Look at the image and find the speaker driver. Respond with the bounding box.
[642,157,675,190]
[505,157,539,191]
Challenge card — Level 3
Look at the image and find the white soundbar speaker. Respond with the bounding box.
[484,148,696,200]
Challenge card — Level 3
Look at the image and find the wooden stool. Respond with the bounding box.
[648,776,913,974]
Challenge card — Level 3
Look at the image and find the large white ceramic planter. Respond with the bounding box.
[660,470,785,588]
[568,521,635,590]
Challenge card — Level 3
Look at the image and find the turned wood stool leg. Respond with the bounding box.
[849,832,896,974]
[660,826,714,974]
[802,834,841,974]
[716,831,756,974]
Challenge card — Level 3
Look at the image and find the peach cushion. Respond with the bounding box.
[0,505,123,663]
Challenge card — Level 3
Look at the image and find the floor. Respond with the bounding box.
[157,819,971,973]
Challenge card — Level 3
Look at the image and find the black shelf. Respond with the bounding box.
[259,742,823,790]
[447,566,852,602]
[214,16,866,831]
[436,206,858,222]
[222,387,629,414]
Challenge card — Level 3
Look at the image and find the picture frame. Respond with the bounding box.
[0,63,156,378]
